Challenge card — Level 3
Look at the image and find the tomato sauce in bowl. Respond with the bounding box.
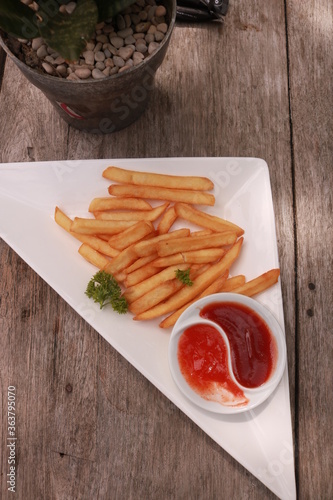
[177,323,248,407]
[200,302,278,389]
[168,293,286,414]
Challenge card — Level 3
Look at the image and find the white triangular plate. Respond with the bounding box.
[0,158,296,499]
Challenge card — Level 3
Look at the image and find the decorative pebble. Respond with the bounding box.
[56,65,67,76]
[117,28,133,39]
[94,42,103,52]
[105,58,115,68]
[65,2,76,14]
[110,36,124,49]
[54,56,65,65]
[148,41,159,55]
[118,46,135,61]
[136,43,148,54]
[135,22,151,33]
[26,0,170,80]
[75,68,92,79]
[31,37,44,51]
[154,30,165,42]
[83,51,95,65]
[95,61,106,70]
[133,52,144,65]
[155,5,167,17]
[96,34,109,44]
[92,68,107,79]
[67,72,80,81]
[94,51,106,62]
[156,23,168,34]
[145,33,155,44]
[42,62,54,75]
[36,45,48,59]
[113,56,125,68]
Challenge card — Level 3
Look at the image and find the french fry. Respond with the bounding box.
[103,166,214,191]
[89,197,152,212]
[54,207,119,258]
[152,248,226,267]
[125,254,158,274]
[129,280,183,316]
[159,271,229,329]
[190,229,213,237]
[175,203,244,236]
[128,266,206,316]
[107,221,154,251]
[157,206,177,234]
[133,228,190,257]
[94,202,169,222]
[124,262,162,288]
[134,238,243,321]
[219,275,246,291]
[156,232,237,257]
[124,264,189,303]
[108,184,215,206]
[71,218,136,235]
[231,269,280,297]
[103,246,138,275]
[78,243,110,269]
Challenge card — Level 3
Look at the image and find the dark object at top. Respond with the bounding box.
[176,0,229,22]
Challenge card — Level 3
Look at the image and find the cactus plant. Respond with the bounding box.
[0,0,137,61]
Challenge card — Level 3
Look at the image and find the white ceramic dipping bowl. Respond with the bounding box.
[168,293,287,414]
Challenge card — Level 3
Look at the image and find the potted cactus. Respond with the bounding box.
[0,0,176,133]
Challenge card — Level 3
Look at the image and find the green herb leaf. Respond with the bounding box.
[38,0,99,61]
[85,270,128,314]
[175,268,193,286]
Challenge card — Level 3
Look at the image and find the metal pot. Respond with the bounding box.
[0,0,176,134]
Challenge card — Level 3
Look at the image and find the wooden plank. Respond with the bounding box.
[0,243,99,498]
[0,58,68,163]
[286,0,333,498]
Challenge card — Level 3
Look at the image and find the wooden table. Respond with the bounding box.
[0,1,332,498]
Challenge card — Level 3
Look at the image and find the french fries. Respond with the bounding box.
[55,165,281,329]
[102,166,214,191]
[89,197,152,212]
[152,248,226,267]
[71,217,136,235]
[156,232,237,257]
[157,206,177,234]
[134,239,243,321]
[55,207,119,258]
[108,184,215,206]
[231,269,280,297]
[124,264,190,303]
[78,243,110,269]
[94,203,169,222]
[175,203,244,236]
[107,221,154,250]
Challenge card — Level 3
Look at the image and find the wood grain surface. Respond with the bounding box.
[0,1,332,499]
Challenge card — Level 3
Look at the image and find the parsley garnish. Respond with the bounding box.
[85,270,128,314]
[175,268,193,286]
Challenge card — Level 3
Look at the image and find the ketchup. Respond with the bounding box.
[200,302,277,388]
[177,324,248,407]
